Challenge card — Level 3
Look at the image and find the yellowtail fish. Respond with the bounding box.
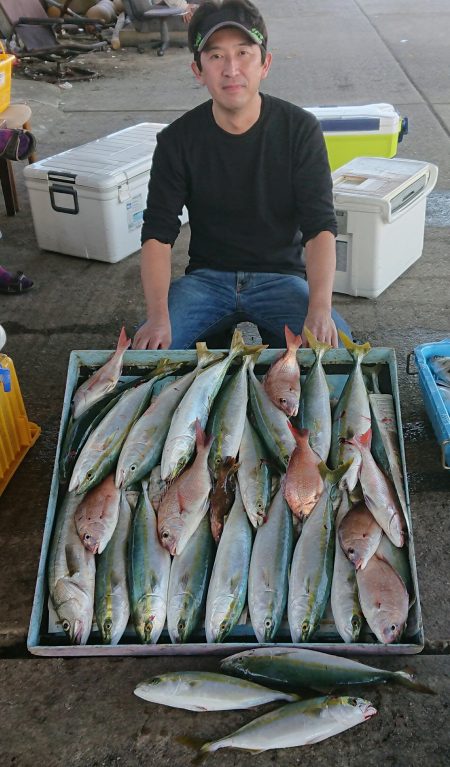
[297,326,332,461]
[135,671,300,711]
[179,695,376,755]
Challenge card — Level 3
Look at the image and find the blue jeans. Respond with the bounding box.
[167,269,351,349]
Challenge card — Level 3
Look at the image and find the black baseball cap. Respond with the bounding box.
[192,6,267,53]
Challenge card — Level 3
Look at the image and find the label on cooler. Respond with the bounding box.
[126,193,144,231]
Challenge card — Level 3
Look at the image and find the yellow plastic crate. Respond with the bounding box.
[0,354,41,495]
[0,44,15,113]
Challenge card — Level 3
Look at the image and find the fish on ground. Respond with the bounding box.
[180,695,376,755]
[134,671,300,711]
[220,646,434,694]
[283,424,323,519]
[74,473,121,554]
[47,490,95,645]
[263,324,302,417]
[72,326,131,420]
[158,420,213,556]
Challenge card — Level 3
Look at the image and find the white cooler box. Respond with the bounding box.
[332,156,438,298]
[24,123,188,264]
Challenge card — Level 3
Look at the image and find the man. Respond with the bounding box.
[133,0,351,350]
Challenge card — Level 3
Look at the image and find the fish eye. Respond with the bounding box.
[130,464,136,473]
[161,531,169,539]
[104,618,112,629]
[84,533,91,541]
[178,620,185,632]
[349,697,358,707]
[150,677,161,686]
[86,471,93,479]
[279,398,287,405]
[62,620,70,632]
[348,547,354,554]
[264,618,272,629]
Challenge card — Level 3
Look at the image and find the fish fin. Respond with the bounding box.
[196,342,226,367]
[285,324,302,351]
[287,421,309,445]
[176,736,210,764]
[303,325,332,354]
[116,325,131,352]
[394,670,436,695]
[318,459,353,486]
[195,419,212,450]
[354,427,372,448]
[243,344,268,363]
[338,331,371,358]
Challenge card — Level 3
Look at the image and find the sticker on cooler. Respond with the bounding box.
[126,194,144,232]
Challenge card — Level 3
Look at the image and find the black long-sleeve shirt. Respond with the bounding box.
[141,94,337,277]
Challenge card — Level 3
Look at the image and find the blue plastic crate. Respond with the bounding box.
[412,339,450,470]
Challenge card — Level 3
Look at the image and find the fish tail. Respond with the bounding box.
[242,343,268,360]
[338,330,371,359]
[177,736,211,763]
[196,342,226,368]
[303,325,332,355]
[394,670,436,695]
[287,421,309,445]
[116,325,131,352]
[355,427,372,448]
[285,324,302,352]
[229,328,246,356]
[318,459,354,486]
[195,418,213,450]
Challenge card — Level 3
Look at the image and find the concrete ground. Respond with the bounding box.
[1,0,449,764]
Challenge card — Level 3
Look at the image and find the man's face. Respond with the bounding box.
[191,27,272,114]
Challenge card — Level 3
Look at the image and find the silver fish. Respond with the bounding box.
[186,695,376,755]
[205,484,253,643]
[69,359,178,494]
[94,490,131,645]
[47,490,95,645]
[248,356,296,471]
[161,329,246,481]
[128,484,171,643]
[288,462,350,642]
[248,484,293,642]
[331,492,363,643]
[116,345,222,489]
[298,326,332,461]
[237,417,271,528]
[166,515,214,643]
[134,671,300,711]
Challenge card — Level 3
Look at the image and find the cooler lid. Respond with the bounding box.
[24,123,167,190]
[305,103,401,134]
[332,156,433,211]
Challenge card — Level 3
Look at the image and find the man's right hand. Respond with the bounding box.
[132,317,172,350]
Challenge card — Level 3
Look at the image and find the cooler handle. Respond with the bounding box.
[441,439,450,471]
[387,163,439,223]
[49,183,79,215]
[398,116,408,142]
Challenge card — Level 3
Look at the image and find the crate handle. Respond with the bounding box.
[49,183,79,215]
[0,365,11,392]
[406,351,417,375]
